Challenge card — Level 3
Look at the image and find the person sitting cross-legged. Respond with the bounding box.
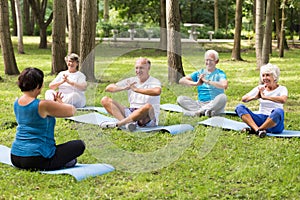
[100,58,161,131]
[235,63,288,138]
[177,49,228,117]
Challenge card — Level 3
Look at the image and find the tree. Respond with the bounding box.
[0,0,19,75]
[15,0,25,54]
[67,0,80,54]
[166,0,184,84]
[231,0,243,61]
[10,0,17,36]
[160,0,167,51]
[261,0,274,65]
[279,0,287,57]
[255,0,265,68]
[51,0,67,74]
[23,0,35,35]
[214,0,219,32]
[28,0,53,49]
[103,0,109,22]
[79,0,97,82]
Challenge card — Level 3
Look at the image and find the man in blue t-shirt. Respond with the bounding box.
[177,50,228,117]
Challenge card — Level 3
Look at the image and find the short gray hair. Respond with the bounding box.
[260,63,280,82]
[205,50,219,61]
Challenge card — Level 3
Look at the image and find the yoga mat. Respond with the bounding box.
[77,106,108,114]
[68,112,194,135]
[198,116,300,137]
[0,145,115,181]
[160,103,237,116]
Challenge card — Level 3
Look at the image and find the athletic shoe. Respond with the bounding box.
[99,121,117,129]
[204,110,215,117]
[241,127,256,134]
[125,122,137,132]
[257,129,267,138]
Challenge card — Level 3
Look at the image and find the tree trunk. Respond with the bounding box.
[274,0,280,48]
[166,0,184,84]
[10,0,17,36]
[255,0,265,69]
[103,0,109,22]
[52,0,67,74]
[28,0,53,49]
[159,0,167,51]
[23,0,34,35]
[262,0,273,65]
[231,0,243,61]
[67,0,80,54]
[279,0,287,58]
[15,0,25,54]
[214,0,219,32]
[80,0,96,82]
[0,0,19,75]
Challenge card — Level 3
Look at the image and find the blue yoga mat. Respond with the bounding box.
[160,103,237,116]
[0,145,115,181]
[198,116,300,137]
[68,112,194,135]
[77,106,108,114]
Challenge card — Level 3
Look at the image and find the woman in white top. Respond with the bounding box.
[235,63,288,138]
[45,53,87,108]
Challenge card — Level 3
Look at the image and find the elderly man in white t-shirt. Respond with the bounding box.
[100,58,161,131]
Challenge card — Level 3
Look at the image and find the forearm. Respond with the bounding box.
[261,95,287,104]
[132,87,161,96]
[179,77,198,87]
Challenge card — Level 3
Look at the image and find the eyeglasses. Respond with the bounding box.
[205,59,216,62]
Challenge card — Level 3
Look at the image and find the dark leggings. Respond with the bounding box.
[11,140,85,171]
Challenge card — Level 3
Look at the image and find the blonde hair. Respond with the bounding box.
[260,63,280,82]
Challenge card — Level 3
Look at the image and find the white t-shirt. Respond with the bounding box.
[51,70,86,95]
[246,85,288,115]
[116,76,161,123]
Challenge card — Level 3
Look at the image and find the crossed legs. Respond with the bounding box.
[101,96,155,127]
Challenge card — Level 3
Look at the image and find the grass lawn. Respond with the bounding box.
[1,36,300,199]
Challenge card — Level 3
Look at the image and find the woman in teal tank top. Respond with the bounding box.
[11,67,85,171]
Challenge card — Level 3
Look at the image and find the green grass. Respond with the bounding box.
[1,36,300,199]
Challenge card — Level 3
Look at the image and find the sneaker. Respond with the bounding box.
[64,159,77,168]
[99,121,117,129]
[204,110,215,117]
[257,129,267,138]
[125,122,137,132]
[241,127,256,134]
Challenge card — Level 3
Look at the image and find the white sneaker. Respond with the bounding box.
[99,121,117,129]
[125,122,137,132]
[205,110,215,117]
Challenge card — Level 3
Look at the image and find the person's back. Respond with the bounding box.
[11,98,56,158]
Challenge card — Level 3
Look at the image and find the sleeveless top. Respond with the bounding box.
[11,99,56,158]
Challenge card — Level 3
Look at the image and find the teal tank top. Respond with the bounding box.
[11,99,56,158]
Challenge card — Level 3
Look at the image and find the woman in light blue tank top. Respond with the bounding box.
[11,67,85,171]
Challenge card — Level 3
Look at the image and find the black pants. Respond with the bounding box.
[11,140,85,171]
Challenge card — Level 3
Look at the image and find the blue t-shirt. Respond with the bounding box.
[190,68,227,102]
[11,99,56,158]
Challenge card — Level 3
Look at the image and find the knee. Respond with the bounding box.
[235,104,246,113]
[177,95,184,104]
[142,103,153,111]
[101,96,111,107]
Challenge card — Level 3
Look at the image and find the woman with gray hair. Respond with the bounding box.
[235,63,288,138]
[45,53,87,108]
